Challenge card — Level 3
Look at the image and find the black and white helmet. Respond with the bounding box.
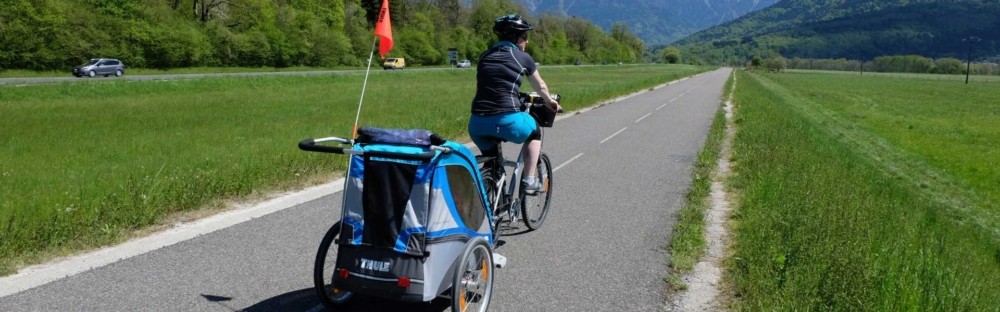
[493,14,534,40]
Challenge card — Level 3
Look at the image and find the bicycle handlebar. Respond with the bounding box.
[519,92,564,113]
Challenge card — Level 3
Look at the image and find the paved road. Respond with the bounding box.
[0,70,354,85]
[0,68,732,311]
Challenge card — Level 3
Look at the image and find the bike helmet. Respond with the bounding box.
[493,14,534,41]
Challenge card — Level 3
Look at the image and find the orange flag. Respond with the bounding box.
[374,0,393,59]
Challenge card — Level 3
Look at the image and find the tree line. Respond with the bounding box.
[745,53,1000,76]
[0,0,646,71]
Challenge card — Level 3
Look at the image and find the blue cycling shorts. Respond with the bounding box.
[468,112,538,152]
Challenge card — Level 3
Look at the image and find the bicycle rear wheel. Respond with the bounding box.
[480,171,502,243]
[519,152,552,230]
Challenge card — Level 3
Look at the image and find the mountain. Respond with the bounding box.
[517,0,780,47]
[673,0,1000,63]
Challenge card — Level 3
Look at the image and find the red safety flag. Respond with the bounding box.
[374,0,393,59]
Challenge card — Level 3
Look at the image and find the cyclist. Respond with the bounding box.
[468,14,561,194]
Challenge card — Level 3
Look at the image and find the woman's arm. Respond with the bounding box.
[527,71,561,112]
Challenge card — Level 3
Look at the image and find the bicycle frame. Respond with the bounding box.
[483,133,540,228]
[481,92,558,237]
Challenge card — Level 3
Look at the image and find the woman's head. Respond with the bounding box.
[493,14,533,44]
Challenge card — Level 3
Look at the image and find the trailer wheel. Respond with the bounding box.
[451,238,493,312]
[314,221,354,308]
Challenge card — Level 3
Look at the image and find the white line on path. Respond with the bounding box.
[600,127,628,144]
[553,153,584,172]
[657,103,668,110]
[0,180,344,298]
[635,113,652,123]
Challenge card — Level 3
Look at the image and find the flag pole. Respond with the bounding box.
[352,0,392,141]
[351,36,379,141]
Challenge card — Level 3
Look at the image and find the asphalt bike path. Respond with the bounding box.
[0,68,732,311]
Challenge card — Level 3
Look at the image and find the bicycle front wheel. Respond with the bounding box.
[519,152,553,230]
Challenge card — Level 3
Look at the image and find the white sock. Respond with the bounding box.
[523,176,537,184]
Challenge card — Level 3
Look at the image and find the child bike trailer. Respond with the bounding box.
[300,127,497,312]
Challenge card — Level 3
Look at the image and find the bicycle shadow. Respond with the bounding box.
[231,288,451,312]
[495,224,533,237]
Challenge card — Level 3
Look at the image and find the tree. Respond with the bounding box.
[193,0,230,23]
[610,23,644,63]
[396,12,440,65]
[662,46,681,64]
[934,57,963,74]
[764,54,787,72]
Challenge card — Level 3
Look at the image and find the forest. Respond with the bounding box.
[0,0,646,71]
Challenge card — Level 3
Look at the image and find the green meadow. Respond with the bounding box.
[666,73,731,289]
[0,64,709,275]
[727,70,1000,310]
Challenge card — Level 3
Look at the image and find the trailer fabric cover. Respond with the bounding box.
[339,129,491,256]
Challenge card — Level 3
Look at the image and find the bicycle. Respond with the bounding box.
[477,92,560,242]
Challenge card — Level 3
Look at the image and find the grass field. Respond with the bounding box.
[666,72,731,290]
[784,69,1000,83]
[726,70,1000,310]
[0,64,710,276]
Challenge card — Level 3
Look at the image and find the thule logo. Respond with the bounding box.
[360,258,390,272]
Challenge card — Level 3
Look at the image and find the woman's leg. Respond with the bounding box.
[521,139,541,178]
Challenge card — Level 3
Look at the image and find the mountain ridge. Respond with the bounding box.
[674,0,1000,63]
[517,0,780,47]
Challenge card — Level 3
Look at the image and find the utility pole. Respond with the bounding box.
[962,36,981,84]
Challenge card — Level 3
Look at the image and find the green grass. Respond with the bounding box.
[765,71,1000,236]
[726,70,1000,310]
[0,64,711,275]
[784,69,1000,83]
[665,71,732,290]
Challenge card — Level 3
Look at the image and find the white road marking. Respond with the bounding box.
[0,180,344,298]
[600,127,628,144]
[553,153,584,172]
[635,113,652,123]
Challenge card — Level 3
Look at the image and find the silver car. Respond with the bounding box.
[73,58,125,78]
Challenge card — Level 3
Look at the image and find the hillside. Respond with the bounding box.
[0,0,645,71]
[673,0,1000,63]
[518,0,778,47]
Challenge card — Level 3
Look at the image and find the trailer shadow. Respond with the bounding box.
[238,288,451,312]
